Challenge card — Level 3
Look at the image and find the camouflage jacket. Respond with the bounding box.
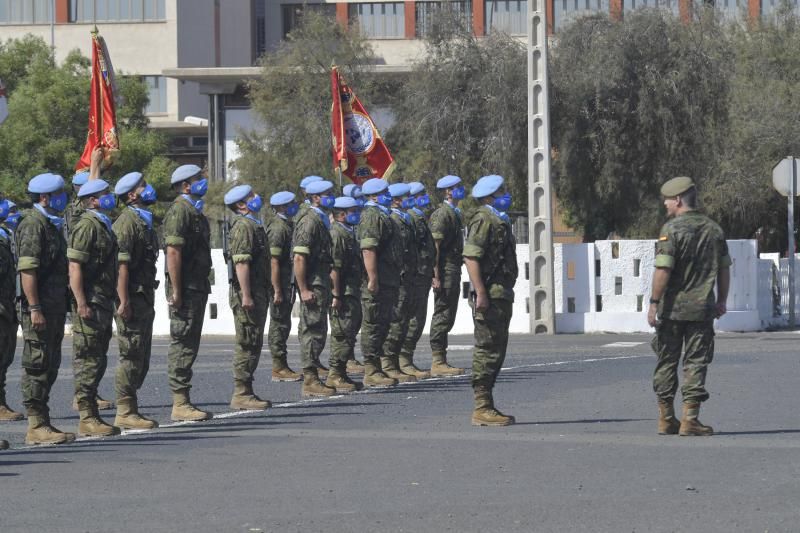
[357,204,401,289]
[463,206,518,302]
[655,211,732,321]
[292,207,333,289]
[409,208,435,283]
[330,221,362,297]
[0,228,16,321]
[16,207,69,315]
[390,208,417,287]
[267,214,293,293]
[113,206,159,300]
[429,201,464,288]
[229,214,270,304]
[163,196,211,296]
[67,211,119,312]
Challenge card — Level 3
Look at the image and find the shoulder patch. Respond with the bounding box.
[658,236,669,241]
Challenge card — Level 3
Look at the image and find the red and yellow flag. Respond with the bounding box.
[76,29,119,172]
[331,66,395,185]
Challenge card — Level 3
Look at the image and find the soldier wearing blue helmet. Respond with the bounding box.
[0,198,21,422]
[463,175,518,426]
[266,191,302,382]
[163,164,213,422]
[17,172,75,444]
[111,171,160,430]
[224,184,272,411]
[66,146,104,237]
[68,178,121,437]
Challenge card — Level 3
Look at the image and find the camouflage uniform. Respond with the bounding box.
[329,221,363,368]
[16,207,69,418]
[113,207,159,401]
[357,204,400,361]
[267,214,294,369]
[229,214,271,383]
[68,211,118,411]
[0,225,18,410]
[382,209,417,358]
[651,211,731,405]
[400,207,436,362]
[429,201,464,357]
[293,208,333,370]
[65,197,84,235]
[463,206,518,389]
[163,197,211,393]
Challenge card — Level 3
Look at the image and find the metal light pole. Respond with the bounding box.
[527,0,556,334]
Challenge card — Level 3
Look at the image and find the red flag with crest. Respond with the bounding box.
[76,29,119,172]
[331,66,395,185]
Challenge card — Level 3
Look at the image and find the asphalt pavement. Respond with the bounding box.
[1,331,800,532]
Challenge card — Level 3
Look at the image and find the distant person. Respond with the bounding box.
[648,177,730,437]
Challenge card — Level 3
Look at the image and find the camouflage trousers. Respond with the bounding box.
[0,315,18,404]
[361,286,398,361]
[232,299,268,383]
[268,287,293,366]
[651,319,715,404]
[383,282,413,358]
[298,286,330,370]
[72,305,114,411]
[471,298,512,389]
[400,280,432,360]
[114,292,155,400]
[20,312,65,416]
[167,289,208,393]
[329,294,362,368]
[430,283,461,356]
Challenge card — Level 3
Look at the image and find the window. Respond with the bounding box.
[622,0,678,16]
[349,2,405,38]
[554,0,609,30]
[762,0,800,18]
[485,0,526,35]
[280,2,336,38]
[416,1,472,37]
[68,0,165,22]
[0,0,52,24]
[143,75,166,114]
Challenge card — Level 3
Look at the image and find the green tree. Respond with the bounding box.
[550,10,732,240]
[235,11,376,198]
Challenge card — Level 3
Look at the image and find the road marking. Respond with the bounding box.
[10,354,648,450]
[447,345,473,351]
[601,342,645,348]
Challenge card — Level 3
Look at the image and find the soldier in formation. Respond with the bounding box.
[0,169,526,450]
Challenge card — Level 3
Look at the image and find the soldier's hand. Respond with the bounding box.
[300,289,315,304]
[242,295,255,312]
[475,291,489,313]
[431,277,441,290]
[367,277,378,295]
[90,146,104,172]
[77,302,93,321]
[31,309,46,332]
[715,301,727,318]
[117,300,132,321]
[168,292,182,310]
[647,304,658,327]
[331,296,342,312]
[273,291,283,305]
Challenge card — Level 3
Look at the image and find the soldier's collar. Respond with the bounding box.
[244,213,263,225]
[33,203,65,231]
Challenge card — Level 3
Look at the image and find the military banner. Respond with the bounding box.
[0,79,7,125]
[331,66,395,185]
[76,29,120,172]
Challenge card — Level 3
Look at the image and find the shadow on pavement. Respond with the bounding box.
[514,418,650,426]
[716,429,800,436]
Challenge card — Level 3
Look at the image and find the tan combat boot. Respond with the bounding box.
[362,358,397,389]
[114,396,158,430]
[657,400,680,435]
[302,369,337,397]
[399,355,431,380]
[0,400,24,421]
[230,380,271,410]
[679,403,713,436]
[346,359,365,375]
[72,394,114,411]
[381,355,417,383]
[171,390,212,422]
[0,439,8,450]
[430,351,465,377]
[272,362,302,382]
[326,366,363,393]
[313,362,329,379]
[78,407,121,437]
[471,386,515,426]
[25,415,76,445]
